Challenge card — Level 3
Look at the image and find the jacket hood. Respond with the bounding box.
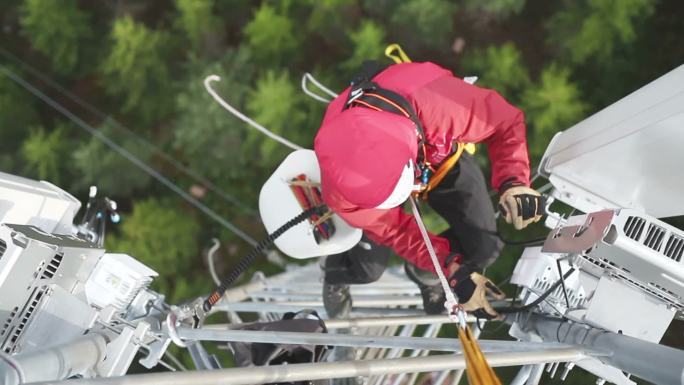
[314,107,418,209]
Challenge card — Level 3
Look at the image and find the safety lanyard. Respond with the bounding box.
[410,196,502,385]
[408,196,466,327]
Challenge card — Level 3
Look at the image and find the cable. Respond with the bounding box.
[203,204,328,312]
[459,219,548,247]
[207,238,222,286]
[301,73,338,103]
[0,351,25,383]
[498,234,547,246]
[305,73,339,98]
[556,259,571,309]
[495,267,575,314]
[301,74,331,103]
[204,75,304,151]
[0,66,260,248]
[0,47,255,216]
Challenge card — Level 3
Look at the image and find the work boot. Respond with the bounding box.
[320,256,352,319]
[404,262,446,315]
[322,282,352,319]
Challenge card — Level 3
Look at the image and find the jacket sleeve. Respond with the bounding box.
[336,205,454,273]
[412,75,531,191]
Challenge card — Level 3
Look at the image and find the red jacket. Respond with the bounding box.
[314,62,530,272]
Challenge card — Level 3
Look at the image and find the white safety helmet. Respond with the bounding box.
[375,160,417,209]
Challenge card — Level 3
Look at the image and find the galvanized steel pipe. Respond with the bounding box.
[28,349,587,385]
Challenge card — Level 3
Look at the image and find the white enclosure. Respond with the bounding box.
[0,171,81,234]
[540,64,684,218]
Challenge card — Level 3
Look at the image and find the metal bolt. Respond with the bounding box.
[560,362,575,381]
[550,362,560,378]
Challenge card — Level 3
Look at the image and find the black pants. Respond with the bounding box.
[324,153,503,285]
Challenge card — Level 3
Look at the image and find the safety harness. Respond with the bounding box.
[342,60,467,199]
[378,45,502,385]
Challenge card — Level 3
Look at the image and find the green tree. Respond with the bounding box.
[21,0,91,75]
[21,125,70,184]
[304,0,356,48]
[173,49,254,183]
[105,198,201,299]
[72,120,151,196]
[245,70,308,167]
[101,16,173,124]
[343,20,386,70]
[464,0,526,17]
[175,0,219,47]
[461,43,531,102]
[0,67,38,171]
[389,0,456,51]
[522,64,587,161]
[243,4,300,66]
[548,0,656,65]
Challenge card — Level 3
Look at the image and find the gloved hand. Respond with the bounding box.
[498,184,544,230]
[448,265,505,320]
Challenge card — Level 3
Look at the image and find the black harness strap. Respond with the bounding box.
[344,60,430,172]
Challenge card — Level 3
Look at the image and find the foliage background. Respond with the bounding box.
[1,0,683,382]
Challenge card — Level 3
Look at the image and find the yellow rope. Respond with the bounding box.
[459,325,503,385]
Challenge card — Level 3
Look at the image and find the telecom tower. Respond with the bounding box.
[0,65,683,385]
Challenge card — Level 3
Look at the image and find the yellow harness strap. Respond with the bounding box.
[385,43,412,64]
[416,142,466,199]
[459,326,503,385]
[464,142,476,154]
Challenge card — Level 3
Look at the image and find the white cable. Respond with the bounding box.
[0,351,25,383]
[207,238,221,286]
[301,77,331,103]
[301,73,338,103]
[408,197,464,325]
[0,47,254,215]
[304,73,338,98]
[1,66,259,247]
[302,72,332,104]
[204,75,304,151]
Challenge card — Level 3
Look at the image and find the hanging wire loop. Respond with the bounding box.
[203,75,304,151]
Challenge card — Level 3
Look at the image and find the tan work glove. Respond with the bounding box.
[448,265,506,320]
[498,185,544,230]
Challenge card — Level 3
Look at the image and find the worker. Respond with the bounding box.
[314,61,544,320]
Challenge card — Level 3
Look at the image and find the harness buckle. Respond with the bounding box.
[346,88,365,105]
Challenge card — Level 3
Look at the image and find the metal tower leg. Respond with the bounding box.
[0,334,106,385]
[31,348,588,385]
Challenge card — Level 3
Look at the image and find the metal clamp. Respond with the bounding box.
[166,298,206,348]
